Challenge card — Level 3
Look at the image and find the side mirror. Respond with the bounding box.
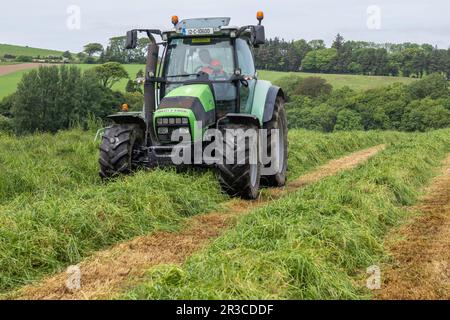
[125,30,138,49]
[252,25,265,46]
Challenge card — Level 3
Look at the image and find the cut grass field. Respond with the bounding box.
[0,44,63,58]
[16,144,386,299]
[0,63,417,100]
[0,129,397,294]
[122,129,450,300]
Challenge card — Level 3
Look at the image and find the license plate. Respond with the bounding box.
[182,28,214,36]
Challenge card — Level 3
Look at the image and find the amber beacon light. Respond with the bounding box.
[256,11,264,24]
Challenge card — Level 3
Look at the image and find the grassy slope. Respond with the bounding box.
[258,70,416,91]
[0,129,393,293]
[0,69,32,100]
[123,129,450,300]
[1,64,416,100]
[0,64,144,99]
[0,44,63,58]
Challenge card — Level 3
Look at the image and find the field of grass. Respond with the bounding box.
[0,44,63,58]
[0,64,417,100]
[258,70,417,91]
[0,64,145,100]
[123,128,450,300]
[0,129,398,293]
[0,69,32,99]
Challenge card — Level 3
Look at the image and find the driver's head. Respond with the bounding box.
[199,49,212,64]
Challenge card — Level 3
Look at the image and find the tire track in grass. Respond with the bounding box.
[14,145,385,300]
[378,155,450,300]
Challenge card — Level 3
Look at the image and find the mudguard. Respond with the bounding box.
[262,86,285,123]
[251,80,285,125]
[217,113,260,128]
[107,112,146,130]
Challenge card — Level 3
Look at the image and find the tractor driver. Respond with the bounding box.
[198,49,224,76]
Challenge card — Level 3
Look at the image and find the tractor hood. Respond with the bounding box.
[157,84,216,126]
[154,84,216,143]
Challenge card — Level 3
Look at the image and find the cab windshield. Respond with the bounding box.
[164,37,234,82]
[163,37,237,116]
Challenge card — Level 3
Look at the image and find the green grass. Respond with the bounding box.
[0,129,395,294]
[0,69,32,100]
[0,64,145,100]
[0,44,63,58]
[258,70,417,91]
[122,129,450,300]
[0,64,417,100]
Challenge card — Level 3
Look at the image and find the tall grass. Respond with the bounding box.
[0,129,395,293]
[0,129,99,204]
[123,129,450,300]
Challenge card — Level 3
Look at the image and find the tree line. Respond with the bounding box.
[255,34,450,78]
[279,73,450,132]
[78,34,450,80]
[77,37,150,64]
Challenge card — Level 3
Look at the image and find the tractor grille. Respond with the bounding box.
[156,117,191,144]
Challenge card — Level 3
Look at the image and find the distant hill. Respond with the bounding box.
[0,44,64,58]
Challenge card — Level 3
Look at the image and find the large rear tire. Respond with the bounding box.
[99,124,142,179]
[217,123,261,200]
[262,96,288,187]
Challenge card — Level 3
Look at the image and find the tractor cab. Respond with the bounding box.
[154,16,266,143]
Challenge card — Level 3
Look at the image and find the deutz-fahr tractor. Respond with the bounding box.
[99,12,288,199]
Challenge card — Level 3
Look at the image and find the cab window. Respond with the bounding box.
[236,39,256,76]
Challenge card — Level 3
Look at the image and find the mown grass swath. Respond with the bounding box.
[0,129,391,293]
[123,129,450,300]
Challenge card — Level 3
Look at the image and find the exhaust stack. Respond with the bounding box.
[144,36,159,145]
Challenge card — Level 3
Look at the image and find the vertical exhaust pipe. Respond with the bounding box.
[144,35,159,145]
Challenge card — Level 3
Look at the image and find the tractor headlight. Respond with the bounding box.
[156,117,190,143]
[176,127,190,134]
[158,127,169,134]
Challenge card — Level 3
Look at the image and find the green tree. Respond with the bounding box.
[11,65,117,134]
[93,62,129,89]
[83,43,104,57]
[293,77,332,98]
[62,51,72,60]
[408,73,449,100]
[334,109,363,131]
[301,48,338,73]
[308,40,326,50]
[401,98,450,131]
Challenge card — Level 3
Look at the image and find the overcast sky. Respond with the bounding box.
[1,0,449,52]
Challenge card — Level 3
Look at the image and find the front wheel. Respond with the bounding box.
[99,124,142,179]
[217,123,261,199]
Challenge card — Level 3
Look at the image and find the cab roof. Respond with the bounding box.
[162,17,252,41]
[176,17,231,31]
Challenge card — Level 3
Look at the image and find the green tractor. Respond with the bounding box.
[99,13,288,199]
